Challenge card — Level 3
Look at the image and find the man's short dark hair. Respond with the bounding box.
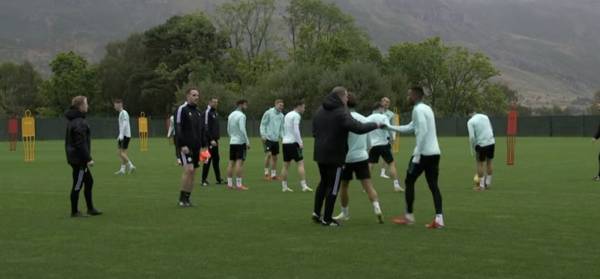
[210,97,218,101]
[236,99,248,106]
[347,93,357,108]
[410,86,425,98]
[372,101,384,111]
[113,99,123,104]
[186,88,199,95]
[294,100,305,108]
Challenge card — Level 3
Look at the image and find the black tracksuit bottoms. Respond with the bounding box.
[70,164,95,214]
[405,155,443,215]
[313,163,343,223]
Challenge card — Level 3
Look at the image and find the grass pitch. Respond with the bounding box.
[1,137,599,278]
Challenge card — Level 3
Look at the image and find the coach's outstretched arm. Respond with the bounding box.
[341,111,379,134]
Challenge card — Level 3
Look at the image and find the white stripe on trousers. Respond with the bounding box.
[332,167,342,195]
[74,169,85,191]
[181,151,188,166]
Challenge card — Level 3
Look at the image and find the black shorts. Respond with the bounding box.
[283,143,303,162]
[369,144,394,164]
[118,137,131,150]
[342,160,371,181]
[263,140,280,155]
[180,147,201,168]
[475,144,495,162]
[230,144,247,161]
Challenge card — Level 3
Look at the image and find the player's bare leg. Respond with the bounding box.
[474,161,486,191]
[226,161,235,189]
[297,161,311,192]
[281,161,293,192]
[360,178,383,223]
[386,162,404,192]
[333,181,351,221]
[485,159,493,188]
[235,160,248,190]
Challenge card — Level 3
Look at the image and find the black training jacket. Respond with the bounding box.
[203,105,220,141]
[312,92,379,165]
[65,108,92,166]
[174,102,208,149]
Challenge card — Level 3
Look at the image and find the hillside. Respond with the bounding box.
[1,0,599,108]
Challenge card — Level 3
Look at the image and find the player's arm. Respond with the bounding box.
[342,111,378,135]
[259,112,269,140]
[386,121,414,134]
[240,115,250,148]
[73,120,92,163]
[118,113,126,140]
[412,108,428,163]
[293,117,303,148]
[175,106,187,149]
[467,120,476,154]
[594,123,600,140]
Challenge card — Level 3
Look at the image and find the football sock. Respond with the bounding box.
[236,178,243,187]
[300,180,308,188]
[485,175,492,186]
[282,180,288,189]
[372,201,381,215]
[271,170,277,177]
[479,176,486,188]
[435,214,444,226]
[227,177,233,187]
[341,207,349,216]
[393,180,401,188]
[264,168,269,175]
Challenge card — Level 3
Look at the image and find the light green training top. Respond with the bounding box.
[259,107,284,142]
[467,113,495,151]
[346,111,370,163]
[366,113,393,147]
[387,102,441,157]
[228,109,249,145]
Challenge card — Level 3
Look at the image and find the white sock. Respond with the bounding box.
[435,214,444,226]
[479,176,486,188]
[485,175,492,186]
[271,169,277,177]
[227,177,233,187]
[380,168,386,175]
[341,207,349,216]
[372,201,381,215]
[120,165,126,171]
[300,180,308,188]
[264,168,269,175]
[282,181,288,189]
[127,161,134,168]
[236,178,243,187]
[405,213,415,222]
[393,180,401,188]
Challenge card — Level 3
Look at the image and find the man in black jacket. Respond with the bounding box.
[65,96,102,217]
[175,88,209,207]
[201,97,224,186]
[312,87,383,226]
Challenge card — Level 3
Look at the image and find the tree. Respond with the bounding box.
[144,13,228,92]
[41,52,98,116]
[440,48,499,116]
[284,0,378,67]
[0,62,44,116]
[387,37,448,110]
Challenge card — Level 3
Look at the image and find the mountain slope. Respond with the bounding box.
[1,0,598,107]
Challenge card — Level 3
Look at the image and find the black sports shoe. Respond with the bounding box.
[321,219,341,227]
[312,213,322,224]
[87,209,103,216]
[71,211,86,218]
